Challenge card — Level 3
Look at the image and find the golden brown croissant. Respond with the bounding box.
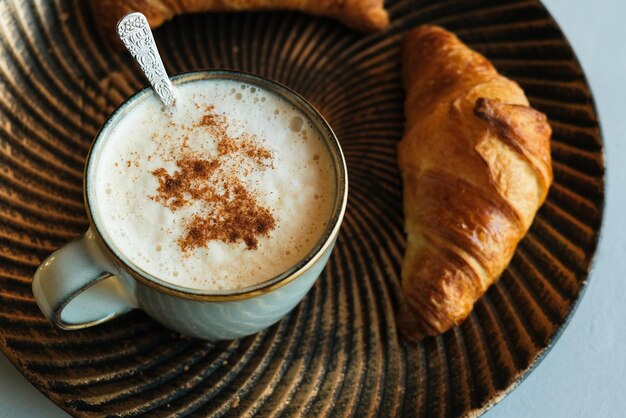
[95,0,389,43]
[397,25,552,341]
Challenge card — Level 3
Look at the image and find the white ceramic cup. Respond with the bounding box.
[32,70,348,340]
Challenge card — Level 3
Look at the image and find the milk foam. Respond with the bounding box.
[91,79,336,291]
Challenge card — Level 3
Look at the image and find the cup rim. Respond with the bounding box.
[83,69,348,301]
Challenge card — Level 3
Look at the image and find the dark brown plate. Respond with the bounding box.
[0,0,604,417]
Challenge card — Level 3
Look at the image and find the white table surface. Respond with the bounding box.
[1,0,624,416]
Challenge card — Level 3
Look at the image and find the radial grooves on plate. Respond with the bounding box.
[9,1,102,134]
[433,1,561,34]
[547,188,600,235]
[551,141,603,175]
[444,329,473,416]
[128,338,252,416]
[22,332,174,371]
[394,1,543,33]
[29,2,108,125]
[0,246,40,270]
[0,46,90,158]
[531,214,585,264]
[251,285,323,417]
[531,215,587,270]
[4,321,161,351]
[0,190,85,229]
[0,176,84,222]
[56,0,135,109]
[472,294,519,385]
[0,312,51,330]
[0,224,63,254]
[0,271,31,288]
[177,19,201,72]
[342,217,389,417]
[517,79,592,106]
[0,77,85,169]
[350,181,403,227]
[500,266,557,345]
[540,200,595,250]
[283,279,337,417]
[0,0,604,417]
[347,185,405,414]
[288,262,340,417]
[305,235,350,417]
[454,18,560,41]
[340,221,374,417]
[424,336,450,417]
[0,206,79,241]
[509,249,570,322]
[229,295,316,417]
[46,339,201,393]
[488,281,538,363]
[323,221,367,417]
[550,124,602,153]
[76,336,254,414]
[0,121,83,185]
[521,234,579,296]
[205,300,308,417]
[67,342,218,412]
[460,314,497,406]
[0,148,82,196]
[552,161,603,198]
[236,13,253,73]
[181,324,293,417]
[0,154,82,203]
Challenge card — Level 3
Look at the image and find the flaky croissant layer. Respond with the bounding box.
[397,26,552,341]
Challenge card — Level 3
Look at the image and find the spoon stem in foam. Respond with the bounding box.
[116,12,176,107]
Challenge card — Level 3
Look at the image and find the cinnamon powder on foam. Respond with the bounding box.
[151,105,276,251]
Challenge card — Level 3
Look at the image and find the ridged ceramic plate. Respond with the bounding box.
[0,0,604,417]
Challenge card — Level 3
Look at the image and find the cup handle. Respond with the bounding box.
[32,228,137,329]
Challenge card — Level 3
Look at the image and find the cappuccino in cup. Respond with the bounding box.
[34,70,347,339]
[89,78,337,291]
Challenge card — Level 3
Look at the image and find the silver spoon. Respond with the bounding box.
[116,12,176,107]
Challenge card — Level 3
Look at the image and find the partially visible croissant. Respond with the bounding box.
[397,26,552,341]
[95,0,389,43]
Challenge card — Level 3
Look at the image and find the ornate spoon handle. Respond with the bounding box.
[116,12,175,107]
